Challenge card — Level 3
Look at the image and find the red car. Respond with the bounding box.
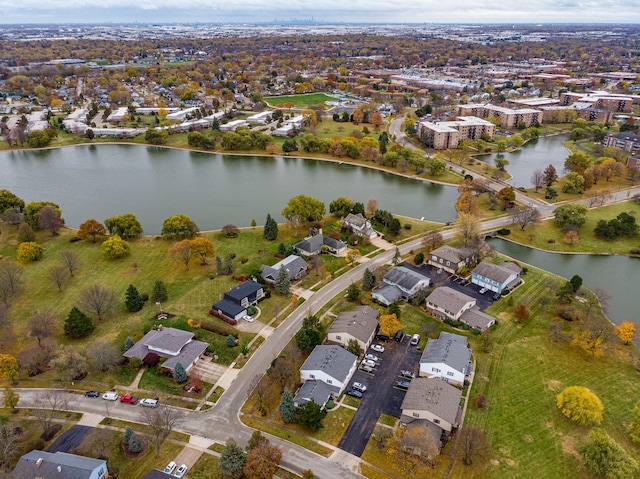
[119,394,139,404]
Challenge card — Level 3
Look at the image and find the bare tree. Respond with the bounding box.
[0,422,22,473]
[33,391,69,440]
[548,322,563,343]
[73,428,113,460]
[271,357,293,393]
[0,261,24,296]
[38,205,63,236]
[59,250,81,277]
[0,305,14,350]
[530,169,544,193]
[591,287,611,316]
[457,426,491,466]
[422,230,444,253]
[79,284,117,321]
[509,205,542,231]
[28,309,57,347]
[366,198,378,217]
[0,277,16,308]
[248,373,269,416]
[88,341,120,372]
[169,239,195,270]
[140,404,183,457]
[17,341,55,376]
[48,265,68,292]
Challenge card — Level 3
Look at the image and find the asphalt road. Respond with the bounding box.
[47,425,92,453]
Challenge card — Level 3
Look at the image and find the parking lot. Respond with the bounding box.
[337,335,422,457]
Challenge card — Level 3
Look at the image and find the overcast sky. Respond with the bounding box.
[0,0,639,24]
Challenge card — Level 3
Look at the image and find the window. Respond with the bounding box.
[447,371,454,377]
[434,419,440,424]
[413,412,420,418]
[432,368,440,373]
[309,374,315,379]
[446,261,450,266]
[336,335,341,340]
[327,379,332,384]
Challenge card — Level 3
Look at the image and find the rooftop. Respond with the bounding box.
[401,377,462,426]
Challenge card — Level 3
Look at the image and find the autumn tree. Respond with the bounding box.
[243,441,283,479]
[456,212,481,248]
[140,404,183,457]
[387,425,439,474]
[543,164,558,186]
[572,327,607,358]
[190,237,215,265]
[0,354,19,384]
[282,194,325,223]
[59,250,81,276]
[557,386,603,426]
[16,241,44,262]
[161,214,199,239]
[455,189,478,214]
[169,239,195,270]
[104,213,143,238]
[3,386,19,412]
[614,320,636,345]
[78,219,107,243]
[510,205,541,231]
[37,205,63,236]
[580,429,639,479]
[379,313,401,337]
[102,235,131,258]
[554,203,588,228]
[329,196,354,218]
[513,303,530,323]
[563,230,579,246]
[79,284,117,321]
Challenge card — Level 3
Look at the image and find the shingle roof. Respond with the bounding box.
[123,327,207,371]
[212,298,245,318]
[472,261,521,284]
[144,328,194,355]
[328,305,379,343]
[371,284,404,305]
[294,235,346,254]
[460,308,495,331]
[383,266,431,291]
[300,345,357,384]
[430,245,473,264]
[161,338,208,371]
[420,334,471,374]
[15,451,106,479]
[401,378,462,426]
[294,380,340,407]
[426,287,476,315]
[261,255,307,281]
[142,470,176,479]
[223,281,264,303]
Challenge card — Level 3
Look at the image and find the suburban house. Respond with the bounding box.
[327,305,379,353]
[123,326,208,372]
[219,119,249,132]
[427,245,475,274]
[294,345,358,408]
[14,450,108,479]
[419,332,471,386]
[471,261,522,294]
[341,213,378,239]
[425,286,496,331]
[371,265,431,306]
[261,254,308,283]
[211,280,266,321]
[400,377,463,437]
[294,234,347,257]
[246,110,273,125]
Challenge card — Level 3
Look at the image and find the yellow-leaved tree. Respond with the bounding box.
[379,314,401,337]
[556,386,603,426]
[615,320,636,345]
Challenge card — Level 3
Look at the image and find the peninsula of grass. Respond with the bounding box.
[264,93,336,108]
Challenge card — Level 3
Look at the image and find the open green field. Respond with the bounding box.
[264,93,336,108]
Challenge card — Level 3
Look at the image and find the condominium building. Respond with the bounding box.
[457,103,543,129]
[417,116,495,149]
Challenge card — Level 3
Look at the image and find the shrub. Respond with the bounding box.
[497,228,511,235]
[631,248,640,256]
[557,386,603,426]
[475,394,487,409]
[404,223,412,230]
[102,235,131,259]
[413,252,424,265]
[16,241,44,262]
[226,335,237,347]
[128,433,142,453]
[200,318,237,337]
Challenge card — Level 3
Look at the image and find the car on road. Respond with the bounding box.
[352,382,367,392]
[85,390,100,398]
[345,389,363,398]
[359,364,374,373]
[174,464,188,478]
[102,391,118,401]
[479,287,487,294]
[364,353,378,362]
[375,334,390,342]
[139,398,159,408]
[400,370,416,379]
[361,359,376,368]
[243,315,254,322]
[120,395,139,404]
[493,293,501,301]
[395,381,411,389]
[370,344,385,353]
[164,462,177,474]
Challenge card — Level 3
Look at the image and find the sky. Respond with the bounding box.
[0,0,639,24]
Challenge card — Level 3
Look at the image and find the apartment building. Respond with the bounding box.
[417,116,495,149]
[457,103,543,129]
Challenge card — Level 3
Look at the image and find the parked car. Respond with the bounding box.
[243,315,254,322]
[410,334,420,346]
[460,279,470,286]
[85,390,100,398]
[359,364,374,373]
[375,334,390,342]
[479,287,487,294]
[394,330,405,342]
[370,344,385,353]
[164,462,177,474]
[102,391,118,401]
[139,398,159,408]
[395,380,411,389]
[364,353,378,362]
[492,293,501,301]
[361,359,376,368]
[174,464,188,478]
[352,382,367,392]
[120,395,139,404]
[345,389,363,399]
[400,370,416,379]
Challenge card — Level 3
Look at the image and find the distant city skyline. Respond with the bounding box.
[0,0,639,25]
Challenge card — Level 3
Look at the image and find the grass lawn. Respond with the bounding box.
[502,200,640,255]
[241,416,333,456]
[264,93,336,108]
[188,453,219,479]
[137,368,212,400]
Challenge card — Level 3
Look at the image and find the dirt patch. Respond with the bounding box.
[498,447,510,456]
[523,434,533,443]
[547,379,562,391]
[490,459,500,466]
[504,459,516,466]
[545,421,554,429]
[498,312,510,321]
[560,435,581,459]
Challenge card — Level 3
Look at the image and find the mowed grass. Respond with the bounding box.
[264,93,336,108]
[504,199,640,255]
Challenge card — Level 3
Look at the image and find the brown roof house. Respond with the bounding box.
[341,213,378,239]
[327,305,379,354]
[425,286,495,331]
[401,377,462,432]
[427,245,475,274]
[124,326,208,372]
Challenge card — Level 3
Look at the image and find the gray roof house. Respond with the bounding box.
[294,234,347,256]
[401,377,462,433]
[419,332,472,386]
[295,345,358,408]
[471,261,522,294]
[261,255,308,284]
[425,286,476,321]
[14,450,108,479]
[211,280,266,321]
[341,213,378,239]
[327,305,379,353]
[372,265,431,306]
[427,245,475,274]
[124,326,208,372]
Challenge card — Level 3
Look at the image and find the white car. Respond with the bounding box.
[370,344,385,353]
[139,398,159,408]
[164,461,176,474]
[352,382,367,392]
[364,353,378,362]
[102,391,118,401]
[174,464,188,478]
[243,315,254,322]
[361,359,376,368]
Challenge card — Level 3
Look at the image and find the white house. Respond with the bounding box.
[419,332,471,386]
[14,450,108,479]
[166,107,200,122]
[425,286,476,321]
[272,123,295,137]
[372,266,431,306]
[220,119,249,132]
[247,110,273,125]
[342,213,378,239]
[400,378,462,433]
[327,305,379,353]
[471,261,522,294]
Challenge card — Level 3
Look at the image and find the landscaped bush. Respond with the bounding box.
[226,335,237,347]
[201,318,238,336]
[413,252,424,265]
[247,305,257,316]
[497,228,511,235]
[475,394,487,409]
[208,309,238,325]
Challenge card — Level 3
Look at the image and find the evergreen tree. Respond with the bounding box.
[346,283,361,302]
[216,256,223,275]
[125,284,144,312]
[124,337,134,352]
[278,241,286,255]
[224,256,234,274]
[388,302,401,319]
[151,279,168,303]
[362,268,376,291]
[173,363,187,383]
[392,247,401,265]
[123,426,134,445]
[264,213,279,241]
[298,399,324,432]
[351,202,365,216]
[64,307,94,339]
[279,389,297,423]
[274,265,291,295]
[219,439,246,479]
[128,433,142,453]
[226,335,237,347]
[569,275,583,292]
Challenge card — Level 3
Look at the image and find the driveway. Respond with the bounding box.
[337,337,422,456]
[47,425,92,453]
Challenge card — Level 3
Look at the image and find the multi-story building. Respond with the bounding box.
[417,116,495,149]
[457,103,543,129]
